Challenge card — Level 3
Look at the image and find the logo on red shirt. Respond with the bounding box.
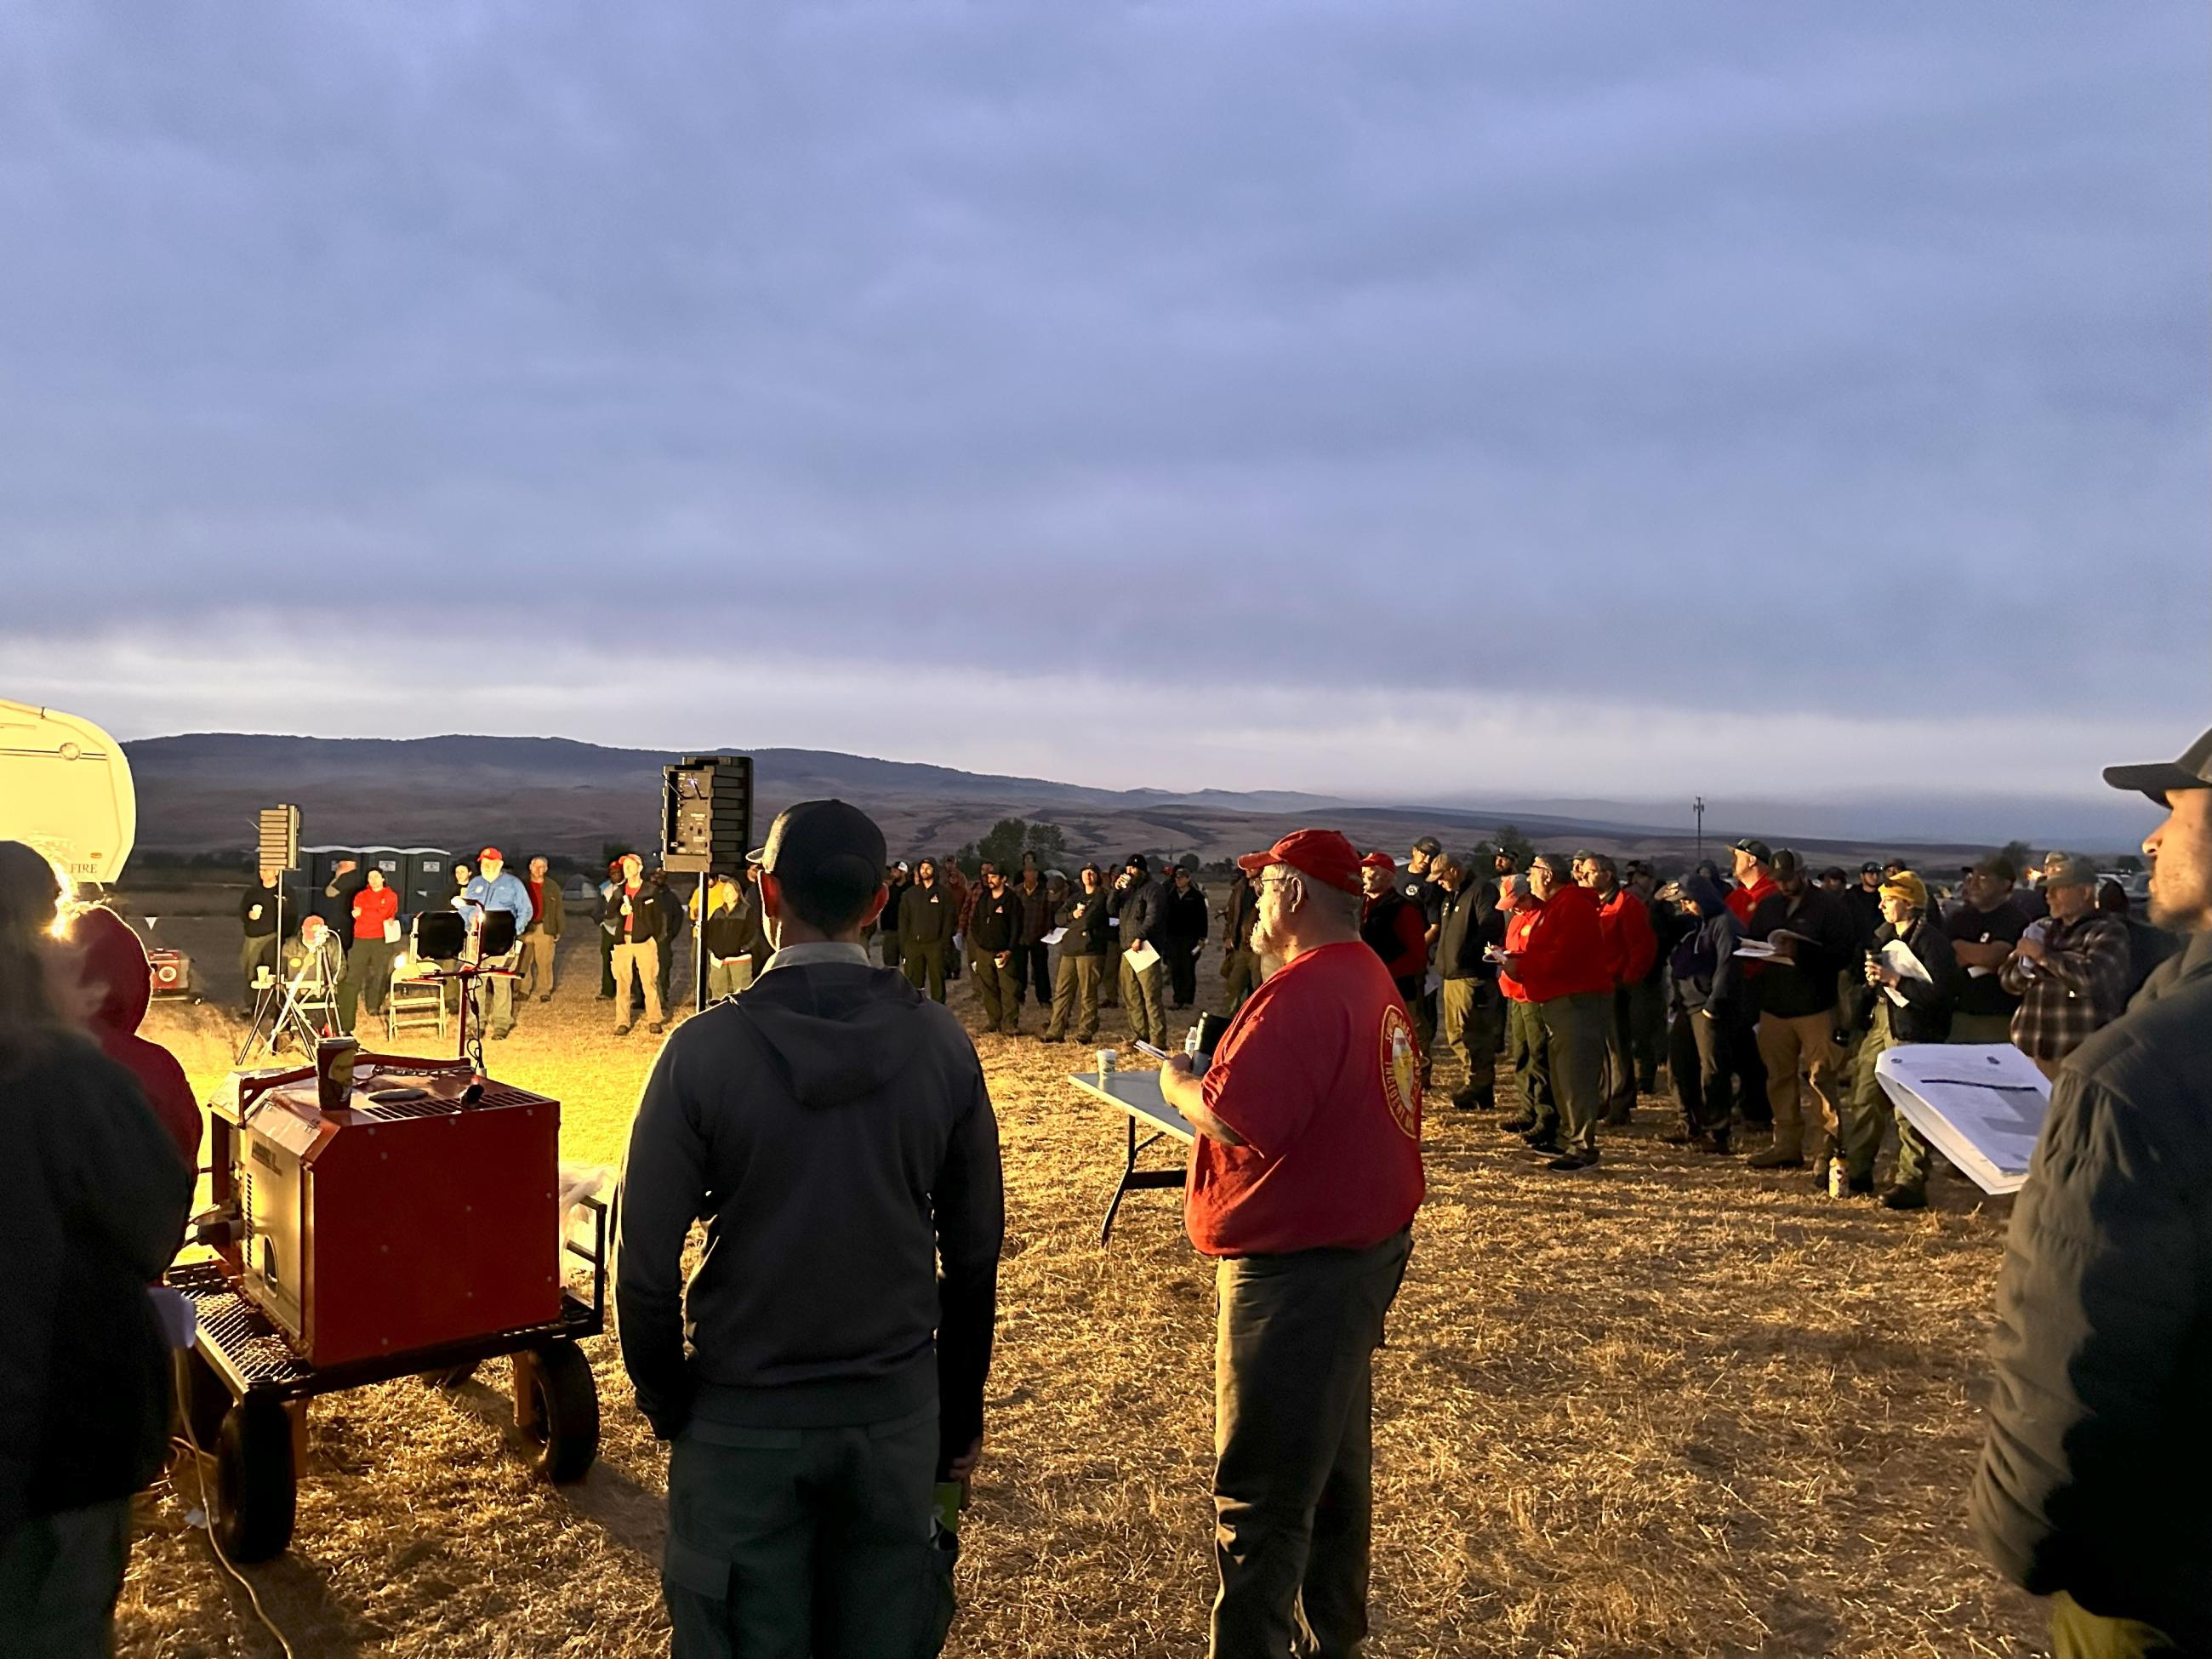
[1378,1002,1422,1140]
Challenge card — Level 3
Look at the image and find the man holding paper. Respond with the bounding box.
[1973,727,2212,1658]
[1157,829,1422,1659]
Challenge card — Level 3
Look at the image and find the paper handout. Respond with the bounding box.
[1123,941,1160,972]
[1875,1042,2050,1194]
[1880,938,1932,1006]
[1042,928,1067,946]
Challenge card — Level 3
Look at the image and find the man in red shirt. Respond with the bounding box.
[1359,852,1432,1078]
[1159,829,1422,1659]
[1502,854,1614,1170]
[1496,873,1553,1139]
[1576,852,1657,1124]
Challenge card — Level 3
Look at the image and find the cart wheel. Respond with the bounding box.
[175,1348,231,1453]
[518,1342,598,1484]
[213,1397,295,1564]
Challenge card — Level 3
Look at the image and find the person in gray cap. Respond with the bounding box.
[618,800,1004,1656]
[1998,852,2130,1079]
[1973,726,2212,1659]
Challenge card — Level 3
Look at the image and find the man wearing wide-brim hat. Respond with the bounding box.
[1974,726,2212,1658]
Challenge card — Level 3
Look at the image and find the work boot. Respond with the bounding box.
[1747,1146,1803,1170]
[1545,1148,1599,1172]
[1703,1128,1732,1155]
[1500,1113,1537,1135]
[613,1024,631,1037]
[1521,1128,1561,1154]
[1880,1183,1927,1211]
[647,1021,665,1036]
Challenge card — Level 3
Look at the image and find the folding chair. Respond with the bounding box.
[385,953,450,1042]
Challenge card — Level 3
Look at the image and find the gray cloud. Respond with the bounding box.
[0,3,2203,750]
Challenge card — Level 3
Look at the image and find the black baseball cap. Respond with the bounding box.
[760,800,887,928]
[1770,848,1804,876]
[1970,853,2018,882]
[1730,838,1772,864]
[1411,835,1442,855]
[1860,861,1882,875]
[2104,727,2212,804]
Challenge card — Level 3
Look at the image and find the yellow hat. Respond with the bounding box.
[1878,869,1928,909]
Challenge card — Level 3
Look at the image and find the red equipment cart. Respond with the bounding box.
[170,1054,609,1562]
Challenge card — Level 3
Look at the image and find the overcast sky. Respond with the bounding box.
[2,3,2204,812]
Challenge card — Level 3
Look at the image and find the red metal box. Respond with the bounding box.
[237,1063,562,1368]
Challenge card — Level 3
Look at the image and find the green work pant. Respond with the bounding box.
[2050,1591,2181,1659]
[1536,991,1608,1153]
[1212,1230,1412,1659]
[972,952,1022,1033]
[1220,946,1260,1017]
[1506,997,1554,1126]
[1843,1002,1930,1189]
[1438,978,1498,1107]
[0,1497,132,1657]
[1046,954,1102,1041]
[1628,978,1666,1091]
[1602,984,1639,1115]
[707,955,755,1001]
[1120,955,1166,1048]
[902,943,947,1003]
[1949,1011,2015,1045]
[661,1403,942,1659]
[339,938,396,1027]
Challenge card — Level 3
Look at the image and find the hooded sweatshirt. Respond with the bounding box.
[1669,875,1747,1021]
[2,1034,191,1532]
[614,944,1003,1474]
[77,907,202,1166]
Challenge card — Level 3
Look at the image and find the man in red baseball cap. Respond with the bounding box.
[458,845,534,1040]
[1158,828,1424,1659]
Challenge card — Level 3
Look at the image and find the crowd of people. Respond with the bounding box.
[855,824,2180,1203]
[602,721,2210,1659]
[13,727,2203,1658]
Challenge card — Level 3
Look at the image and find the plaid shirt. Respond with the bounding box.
[1999,913,2130,1061]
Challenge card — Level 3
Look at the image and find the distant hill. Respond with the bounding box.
[118,732,2027,874]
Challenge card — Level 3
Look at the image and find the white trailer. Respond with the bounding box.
[0,698,137,885]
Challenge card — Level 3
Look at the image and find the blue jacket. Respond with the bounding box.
[458,869,535,931]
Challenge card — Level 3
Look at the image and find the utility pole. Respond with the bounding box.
[1693,795,1706,862]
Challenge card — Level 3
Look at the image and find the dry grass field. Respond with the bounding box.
[114,921,2050,1657]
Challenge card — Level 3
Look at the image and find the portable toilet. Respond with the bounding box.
[361,846,408,892]
[402,848,454,914]
[303,846,365,891]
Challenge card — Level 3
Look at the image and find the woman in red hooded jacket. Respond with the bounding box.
[70,908,202,1168]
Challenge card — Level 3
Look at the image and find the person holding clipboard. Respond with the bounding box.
[1157,828,1423,1659]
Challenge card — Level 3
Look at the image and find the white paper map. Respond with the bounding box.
[1874,1042,2050,1195]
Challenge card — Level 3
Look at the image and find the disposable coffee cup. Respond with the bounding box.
[316,1036,360,1111]
[1096,1048,1118,1080]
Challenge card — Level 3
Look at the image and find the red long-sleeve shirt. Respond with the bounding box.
[1516,883,1614,1002]
[351,884,400,942]
[1595,887,1657,987]
[1499,903,1541,1002]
